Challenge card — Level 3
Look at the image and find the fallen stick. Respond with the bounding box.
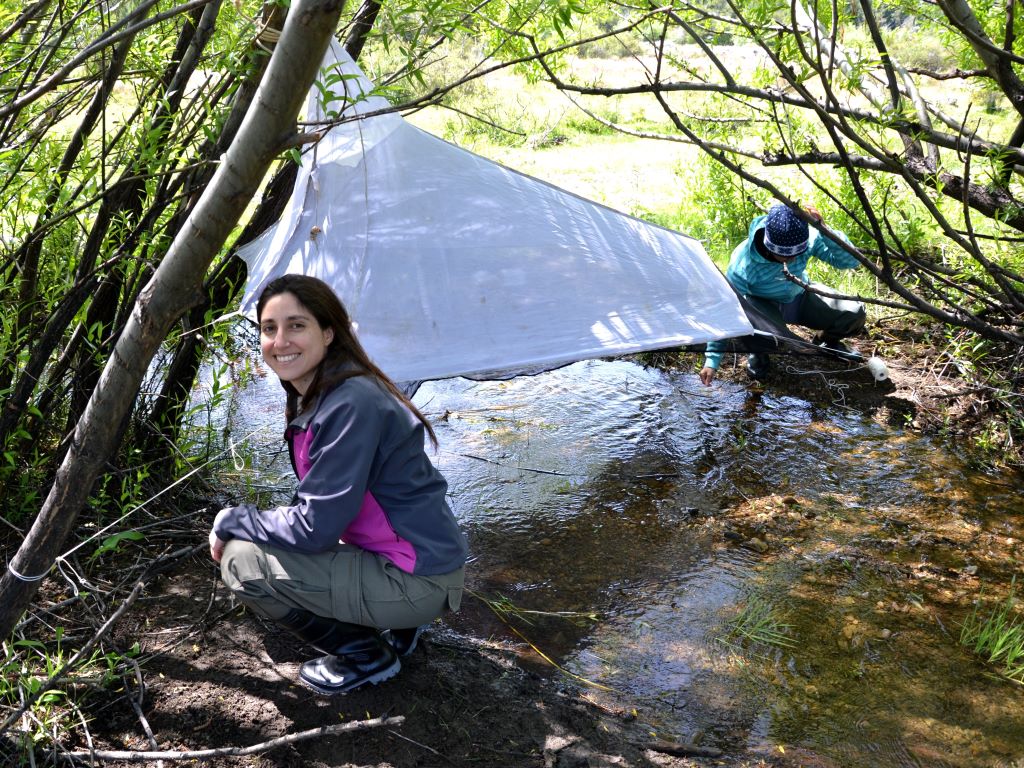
[61,717,405,762]
[643,739,724,758]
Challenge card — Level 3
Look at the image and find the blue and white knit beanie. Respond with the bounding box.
[763,204,809,257]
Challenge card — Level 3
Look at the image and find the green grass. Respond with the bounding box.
[1,632,140,764]
[722,594,796,651]
[468,589,598,627]
[960,579,1024,684]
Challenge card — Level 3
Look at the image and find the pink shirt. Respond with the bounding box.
[292,427,417,572]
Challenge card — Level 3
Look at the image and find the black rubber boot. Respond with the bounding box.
[384,625,425,657]
[277,609,400,695]
[746,353,771,380]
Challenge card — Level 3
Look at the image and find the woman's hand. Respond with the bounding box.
[209,506,234,563]
[209,529,226,563]
[699,366,717,386]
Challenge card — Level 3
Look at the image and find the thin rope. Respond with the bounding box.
[783,359,872,377]
[232,2,281,53]
[176,310,243,339]
[55,555,91,598]
[782,363,855,407]
[6,562,49,582]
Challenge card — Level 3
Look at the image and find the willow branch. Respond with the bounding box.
[0,0,215,121]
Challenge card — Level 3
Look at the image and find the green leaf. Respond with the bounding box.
[91,530,144,561]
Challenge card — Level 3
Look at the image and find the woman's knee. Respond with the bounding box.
[845,302,867,334]
[218,540,297,619]
[219,539,266,591]
[821,298,865,337]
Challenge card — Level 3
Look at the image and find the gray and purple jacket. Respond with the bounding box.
[213,373,468,576]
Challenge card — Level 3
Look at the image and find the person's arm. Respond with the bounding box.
[807,208,859,270]
[213,391,381,553]
[700,341,724,386]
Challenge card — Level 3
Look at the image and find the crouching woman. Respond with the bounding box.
[209,274,467,695]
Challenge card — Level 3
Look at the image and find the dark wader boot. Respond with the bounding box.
[384,626,426,657]
[278,609,400,695]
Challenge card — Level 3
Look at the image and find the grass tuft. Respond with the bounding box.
[721,594,796,651]
[960,578,1024,684]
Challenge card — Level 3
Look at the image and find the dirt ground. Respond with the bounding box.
[11,320,1016,768]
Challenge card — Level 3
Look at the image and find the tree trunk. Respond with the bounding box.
[141,161,299,456]
[140,1,296,458]
[343,0,380,59]
[0,0,348,639]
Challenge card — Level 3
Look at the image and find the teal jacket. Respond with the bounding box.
[704,214,859,370]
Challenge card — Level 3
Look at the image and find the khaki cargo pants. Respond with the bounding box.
[220,539,464,630]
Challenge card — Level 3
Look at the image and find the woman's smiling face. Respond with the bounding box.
[259,291,334,394]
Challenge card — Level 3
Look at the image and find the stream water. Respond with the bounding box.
[226,358,1024,767]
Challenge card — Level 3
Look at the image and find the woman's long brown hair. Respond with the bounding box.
[255,274,438,447]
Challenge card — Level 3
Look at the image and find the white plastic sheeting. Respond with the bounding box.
[237,41,753,383]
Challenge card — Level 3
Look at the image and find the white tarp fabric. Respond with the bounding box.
[237,40,754,383]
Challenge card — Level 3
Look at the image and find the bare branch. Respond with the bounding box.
[61,718,406,762]
[904,66,988,80]
[937,0,1024,113]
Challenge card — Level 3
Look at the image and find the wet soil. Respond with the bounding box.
[32,320,1022,768]
[667,316,1019,464]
